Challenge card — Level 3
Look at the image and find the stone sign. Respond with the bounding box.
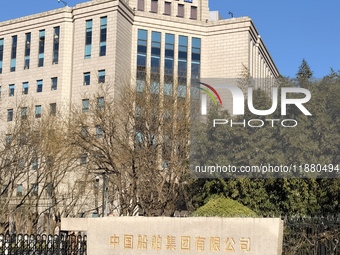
[61,217,283,255]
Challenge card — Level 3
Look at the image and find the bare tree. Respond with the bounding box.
[69,77,190,216]
[0,101,91,234]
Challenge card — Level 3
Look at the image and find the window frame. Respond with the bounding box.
[164,1,171,15]
[84,72,91,86]
[177,4,184,18]
[151,0,158,13]
[9,84,15,96]
[98,70,106,83]
[137,0,144,11]
[51,77,58,90]
[36,80,43,93]
[190,6,197,20]
[35,105,42,118]
[22,82,29,95]
[50,103,57,116]
[82,99,90,112]
[7,109,13,122]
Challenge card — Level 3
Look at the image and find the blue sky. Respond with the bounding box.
[1,0,339,78]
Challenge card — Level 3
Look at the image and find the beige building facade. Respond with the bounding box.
[0,0,279,122]
[0,0,279,230]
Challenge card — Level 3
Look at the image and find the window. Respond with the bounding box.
[137,30,147,92]
[6,134,12,145]
[177,4,184,17]
[97,97,104,111]
[23,82,29,94]
[85,20,92,58]
[21,107,27,119]
[98,70,105,83]
[32,183,38,196]
[151,31,161,93]
[190,6,197,19]
[32,158,38,170]
[100,17,107,56]
[164,2,171,15]
[9,84,15,96]
[11,35,17,72]
[96,125,103,138]
[53,27,60,64]
[178,35,188,97]
[82,99,89,112]
[17,184,23,197]
[19,134,27,146]
[81,126,89,137]
[38,30,45,67]
[77,181,86,193]
[164,33,174,96]
[80,153,88,165]
[0,38,3,74]
[46,183,53,197]
[137,0,144,11]
[18,159,25,169]
[7,109,13,122]
[37,80,43,93]
[24,33,31,69]
[51,77,58,90]
[35,105,42,118]
[84,72,90,85]
[191,37,201,86]
[50,103,56,116]
[151,0,158,13]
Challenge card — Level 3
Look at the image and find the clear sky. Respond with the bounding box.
[1,0,339,78]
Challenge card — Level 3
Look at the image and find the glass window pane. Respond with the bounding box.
[138,30,147,40]
[84,72,90,85]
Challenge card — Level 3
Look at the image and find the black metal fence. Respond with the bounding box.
[0,233,86,255]
[283,215,340,255]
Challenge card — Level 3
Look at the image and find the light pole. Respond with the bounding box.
[101,172,107,217]
[94,172,108,217]
[57,0,67,6]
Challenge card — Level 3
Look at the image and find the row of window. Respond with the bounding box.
[7,103,56,122]
[0,16,107,73]
[80,125,103,139]
[6,95,106,122]
[83,69,106,86]
[1,69,106,98]
[1,183,38,197]
[82,97,105,112]
[0,27,59,74]
[137,0,197,19]
[1,78,58,98]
